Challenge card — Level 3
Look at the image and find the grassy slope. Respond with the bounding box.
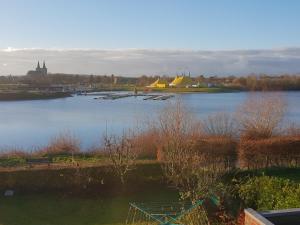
[0,186,178,225]
[257,167,300,182]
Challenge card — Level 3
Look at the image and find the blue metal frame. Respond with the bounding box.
[128,195,219,225]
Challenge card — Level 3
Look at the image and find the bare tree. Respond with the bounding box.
[157,99,229,200]
[103,132,137,184]
[157,99,199,190]
[237,93,286,139]
[201,112,237,138]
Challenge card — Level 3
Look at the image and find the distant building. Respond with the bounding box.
[27,61,47,76]
[147,78,169,88]
[169,75,193,87]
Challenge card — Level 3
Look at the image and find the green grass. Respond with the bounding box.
[52,154,107,164]
[0,186,178,225]
[260,167,300,183]
[0,157,26,167]
[0,154,107,168]
[234,167,300,184]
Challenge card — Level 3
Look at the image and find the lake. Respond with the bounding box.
[0,91,299,151]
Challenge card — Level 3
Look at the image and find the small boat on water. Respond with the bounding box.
[153,95,174,100]
[143,95,157,100]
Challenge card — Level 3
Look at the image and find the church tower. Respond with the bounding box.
[36,61,41,72]
[42,61,47,75]
[27,61,48,76]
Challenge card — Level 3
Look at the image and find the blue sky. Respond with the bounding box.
[1,0,300,49]
[0,0,300,75]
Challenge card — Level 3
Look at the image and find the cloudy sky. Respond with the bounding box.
[1,0,300,76]
[1,48,300,76]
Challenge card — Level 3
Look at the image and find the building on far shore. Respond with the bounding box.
[147,78,169,88]
[27,61,47,76]
[169,75,193,88]
[146,75,195,89]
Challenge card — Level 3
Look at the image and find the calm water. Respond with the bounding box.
[0,92,299,151]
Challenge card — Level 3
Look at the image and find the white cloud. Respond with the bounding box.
[0,48,300,76]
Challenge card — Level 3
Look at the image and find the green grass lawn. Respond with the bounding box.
[261,167,300,182]
[0,186,178,225]
[236,167,300,183]
[0,163,299,225]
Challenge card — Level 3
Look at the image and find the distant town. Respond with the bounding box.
[0,61,300,100]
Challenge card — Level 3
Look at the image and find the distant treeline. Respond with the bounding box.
[229,75,300,91]
[0,73,300,91]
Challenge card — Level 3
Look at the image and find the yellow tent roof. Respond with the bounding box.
[148,78,169,88]
[170,76,193,87]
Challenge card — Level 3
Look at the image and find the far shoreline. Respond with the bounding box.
[0,91,72,101]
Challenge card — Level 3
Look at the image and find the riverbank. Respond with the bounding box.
[0,91,72,101]
[145,87,241,93]
[93,86,242,93]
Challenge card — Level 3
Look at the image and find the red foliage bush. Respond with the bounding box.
[37,133,81,156]
[239,135,300,169]
[193,136,238,170]
[132,129,159,159]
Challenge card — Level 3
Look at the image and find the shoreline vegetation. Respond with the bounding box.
[0,91,71,101]
[0,73,300,101]
[0,92,300,224]
[0,87,239,101]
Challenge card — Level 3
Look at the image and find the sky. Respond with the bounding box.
[0,0,300,76]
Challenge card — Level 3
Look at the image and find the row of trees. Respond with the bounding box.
[231,75,300,91]
[1,73,300,91]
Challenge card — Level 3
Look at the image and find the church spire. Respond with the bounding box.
[37,61,40,69]
[43,61,46,68]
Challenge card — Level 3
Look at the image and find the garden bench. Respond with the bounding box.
[26,157,53,168]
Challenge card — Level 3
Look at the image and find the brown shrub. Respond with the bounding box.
[131,128,159,159]
[0,148,30,158]
[37,133,81,156]
[237,94,286,139]
[239,135,300,169]
[201,112,237,138]
[103,131,137,184]
[193,136,238,170]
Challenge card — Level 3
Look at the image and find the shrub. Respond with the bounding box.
[239,135,300,169]
[103,132,137,184]
[201,112,237,138]
[193,136,238,170]
[132,129,158,159]
[238,176,300,210]
[0,149,29,167]
[237,94,286,139]
[37,133,81,156]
